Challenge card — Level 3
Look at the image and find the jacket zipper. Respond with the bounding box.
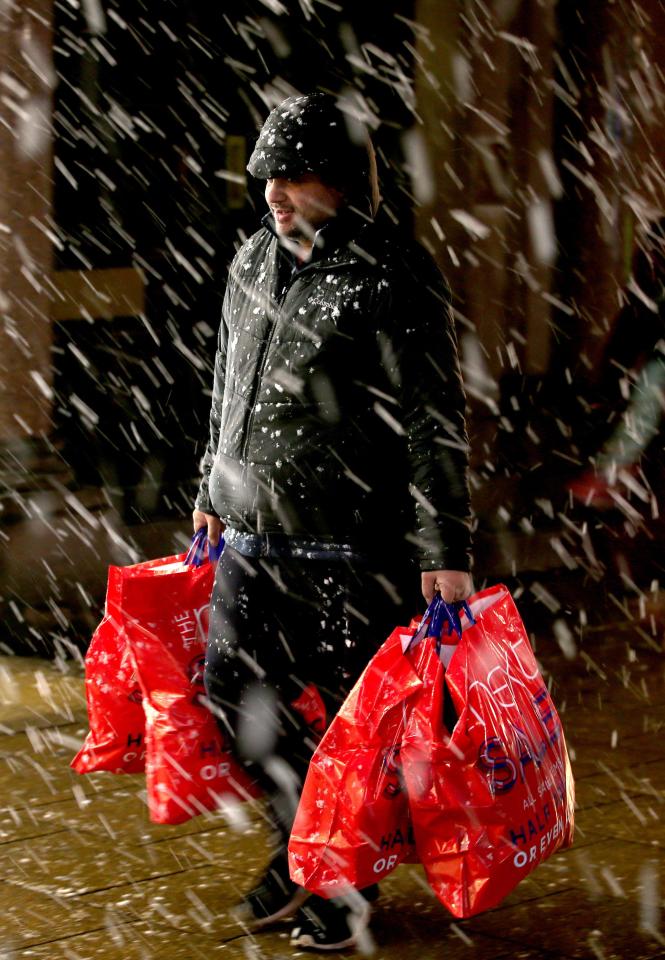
[238,256,359,468]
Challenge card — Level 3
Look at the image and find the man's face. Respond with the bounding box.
[265,174,343,246]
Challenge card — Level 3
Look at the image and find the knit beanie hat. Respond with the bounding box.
[247,92,378,214]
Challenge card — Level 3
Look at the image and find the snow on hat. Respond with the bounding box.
[247,92,376,211]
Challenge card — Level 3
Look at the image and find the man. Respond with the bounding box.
[193,92,473,952]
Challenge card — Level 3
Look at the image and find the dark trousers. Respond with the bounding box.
[204,545,421,851]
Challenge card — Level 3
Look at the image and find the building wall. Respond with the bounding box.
[0,0,54,443]
[412,0,665,391]
[1,0,664,466]
[554,0,665,379]
[413,0,558,386]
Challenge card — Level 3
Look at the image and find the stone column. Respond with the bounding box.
[412,0,567,558]
[0,0,54,446]
[554,0,665,377]
[413,0,557,384]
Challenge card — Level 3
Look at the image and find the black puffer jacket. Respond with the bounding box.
[196,211,472,571]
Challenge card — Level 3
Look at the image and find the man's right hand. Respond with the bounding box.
[192,508,224,547]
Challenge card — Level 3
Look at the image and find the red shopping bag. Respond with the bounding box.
[72,535,220,775]
[71,557,169,774]
[134,666,326,825]
[402,585,575,918]
[288,619,426,897]
[94,535,256,824]
[124,614,260,825]
[74,532,326,824]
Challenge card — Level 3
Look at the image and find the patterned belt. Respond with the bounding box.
[223,527,365,561]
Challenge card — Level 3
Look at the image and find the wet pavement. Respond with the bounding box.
[2,586,665,960]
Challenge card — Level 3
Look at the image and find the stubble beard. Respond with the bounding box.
[274,212,316,253]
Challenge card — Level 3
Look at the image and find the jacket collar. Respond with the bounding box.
[261,207,372,269]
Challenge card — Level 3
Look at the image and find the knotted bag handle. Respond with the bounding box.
[184,527,225,567]
[407,593,475,652]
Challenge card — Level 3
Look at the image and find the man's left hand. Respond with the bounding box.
[421,570,473,604]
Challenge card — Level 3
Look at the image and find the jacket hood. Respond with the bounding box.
[247,92,380,217]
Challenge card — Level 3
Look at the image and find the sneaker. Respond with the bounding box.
[232,853,309,929]
[290,892,372,952]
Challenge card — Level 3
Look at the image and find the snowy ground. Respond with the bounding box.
[1,596,664,960]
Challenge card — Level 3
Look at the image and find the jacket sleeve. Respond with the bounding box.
[194,294,229,516]
[380,248,472,572]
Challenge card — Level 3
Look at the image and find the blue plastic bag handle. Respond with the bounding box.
[436,597,475,639]
[184,527,225,567]
[407,594,475,651]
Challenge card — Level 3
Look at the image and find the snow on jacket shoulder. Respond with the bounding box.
[196,212,472,571]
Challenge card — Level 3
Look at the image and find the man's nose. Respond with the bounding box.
[266,178,287,203]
